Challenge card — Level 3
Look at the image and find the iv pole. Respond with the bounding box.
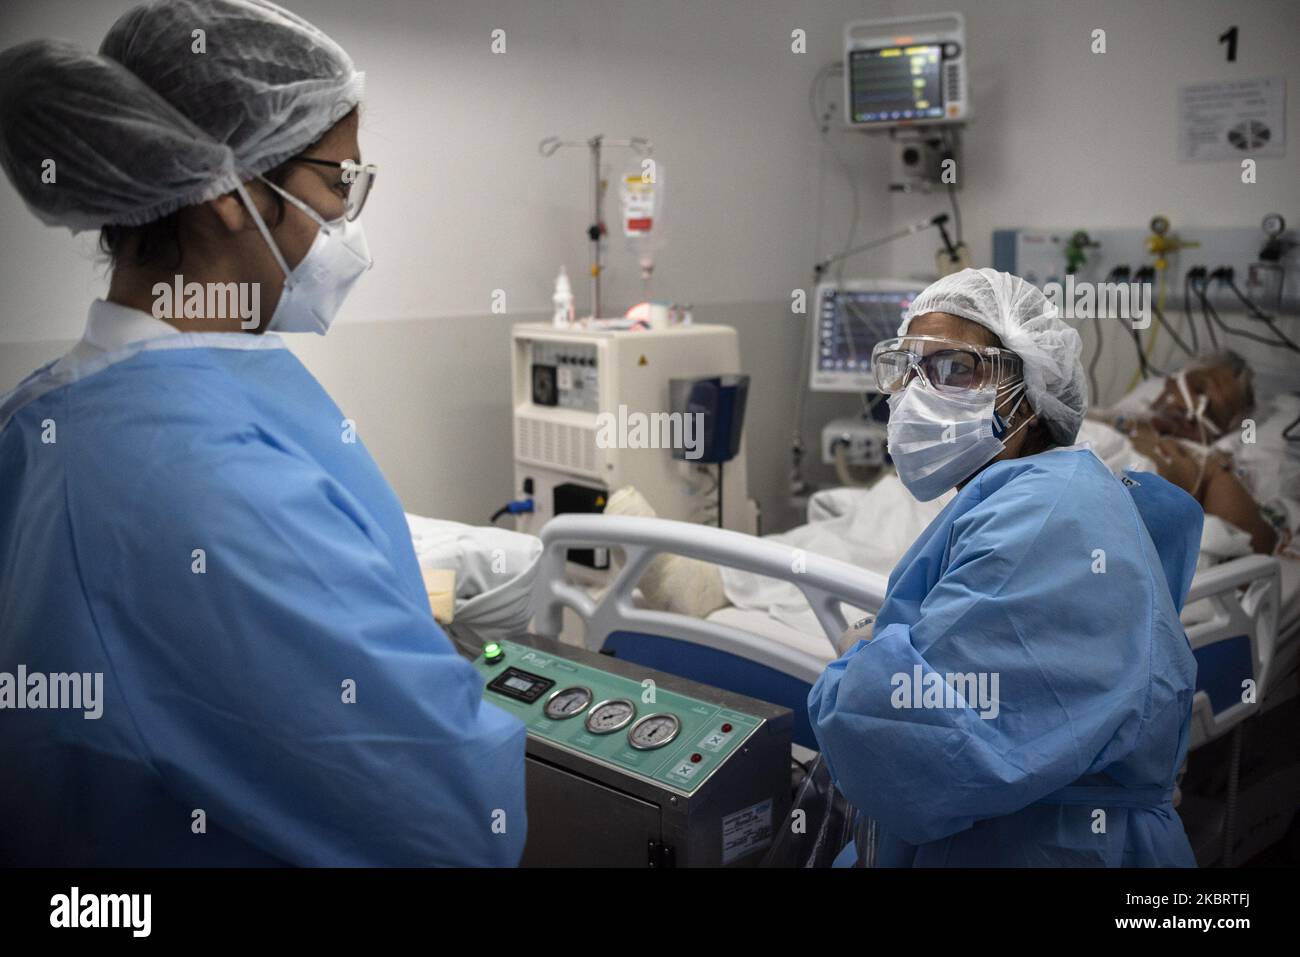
[539,134,653,319]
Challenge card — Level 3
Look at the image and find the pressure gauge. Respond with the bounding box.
[628,713,681,751]
[1149,215,1170,236]
[544,686,592,720]
[585,699,636,734]
[1262,213,1285,238]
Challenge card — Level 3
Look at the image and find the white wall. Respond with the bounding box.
[2,0,1297,529]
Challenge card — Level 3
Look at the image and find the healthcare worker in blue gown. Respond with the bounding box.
[0,0,525,866]
[809,268,1202,867]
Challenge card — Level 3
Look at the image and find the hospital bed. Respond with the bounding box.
[530,514,1288,753]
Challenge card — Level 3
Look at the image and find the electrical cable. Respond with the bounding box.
[1198,277,1298,350]
[1127,267,1168,391]
[1225,276,1272,319]
[1153,302,1193,357]
[695,463,720,525]
[806,61,860,286]
[1180,273,1201,353]
[1225,277,1300,351]
[1117,266,1151,387]
[490,498,534,524]
[1193,273,1220,351]
[1129,326,1157,380]
[1087,314,1103,400]
[1282,407,1300,442]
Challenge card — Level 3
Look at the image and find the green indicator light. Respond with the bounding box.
[483,642,504,664]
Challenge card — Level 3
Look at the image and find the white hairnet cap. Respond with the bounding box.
[900,267,1088,445]
[0,0,363,233]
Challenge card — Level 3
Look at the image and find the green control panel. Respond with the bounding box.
[474,639,764,795]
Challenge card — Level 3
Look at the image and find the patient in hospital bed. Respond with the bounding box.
[1098,351,1299,558]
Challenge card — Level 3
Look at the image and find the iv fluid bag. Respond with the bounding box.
[620,160,664,247]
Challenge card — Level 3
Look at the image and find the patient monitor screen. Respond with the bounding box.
[849,44,944,124]
[813,287,918,391]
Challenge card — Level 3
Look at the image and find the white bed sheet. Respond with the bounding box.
[706,604,839,665]
[404,513,542,641]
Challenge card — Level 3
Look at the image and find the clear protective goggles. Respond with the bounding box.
[871,335,1024,395]
[276,157,377,223]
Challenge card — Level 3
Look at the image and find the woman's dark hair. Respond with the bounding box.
[98,161,294,271]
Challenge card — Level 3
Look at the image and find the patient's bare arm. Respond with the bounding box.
[1140,433,1203,498]
[1201,465,1279,555]
[1146,439,1277,554]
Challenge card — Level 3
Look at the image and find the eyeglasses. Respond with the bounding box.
[292,157,378,221]
[871,335,1023,395]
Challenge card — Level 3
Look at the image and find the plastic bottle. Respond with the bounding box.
[552,265,575,327]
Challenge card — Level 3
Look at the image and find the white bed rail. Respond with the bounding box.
[530,514,889,685]
[1182,553,1281,749]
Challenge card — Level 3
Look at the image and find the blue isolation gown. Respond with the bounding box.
[0,310,526,866]
[809,447,1202,867]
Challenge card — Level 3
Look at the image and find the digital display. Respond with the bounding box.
[849,44,944,123]
[816,290,916,376]
[487,667,554,704]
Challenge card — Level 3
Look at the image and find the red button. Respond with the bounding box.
[691,753,702,763]
[721,723,732,733]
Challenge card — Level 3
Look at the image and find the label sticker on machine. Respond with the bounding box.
[721,799,773,864]
[667,758,702,781]
[697,730,731,752]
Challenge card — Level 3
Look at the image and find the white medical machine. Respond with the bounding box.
[510,323,758,567]
[808,280,926,467]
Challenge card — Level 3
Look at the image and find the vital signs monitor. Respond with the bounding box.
[844,12,970,128]
[808,280,926,393]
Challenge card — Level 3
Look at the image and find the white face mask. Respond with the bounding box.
[234,179,372,335]
[887,380,1029,501]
